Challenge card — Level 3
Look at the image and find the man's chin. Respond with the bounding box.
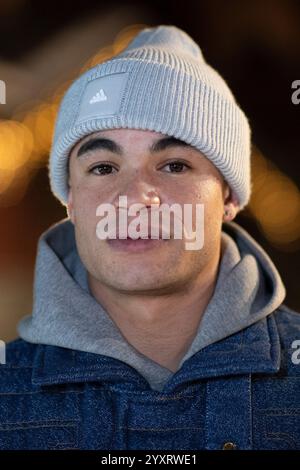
[93,268,175,293]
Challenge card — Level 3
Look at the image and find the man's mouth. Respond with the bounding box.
[106,236,169,252]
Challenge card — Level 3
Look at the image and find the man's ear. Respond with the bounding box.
[223,183,239,222]
[66,181,75,224]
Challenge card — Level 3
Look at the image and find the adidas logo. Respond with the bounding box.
[89,89,108,104]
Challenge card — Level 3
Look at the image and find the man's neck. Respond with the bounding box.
[88,246,222,372]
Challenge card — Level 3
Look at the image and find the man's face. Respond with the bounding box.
[68,128,230,294]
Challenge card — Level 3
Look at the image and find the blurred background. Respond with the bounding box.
[0,0,299,341]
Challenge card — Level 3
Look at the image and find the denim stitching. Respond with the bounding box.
[119,426,203,432]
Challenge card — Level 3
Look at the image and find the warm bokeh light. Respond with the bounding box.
[0,120,33,199]
[0,120,33,171]
[249,147,300,249]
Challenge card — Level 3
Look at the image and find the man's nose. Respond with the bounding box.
[115,179,161,209]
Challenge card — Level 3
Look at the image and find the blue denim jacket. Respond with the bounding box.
[1,304,299,450]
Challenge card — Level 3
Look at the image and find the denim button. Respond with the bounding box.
[222,442,237,450]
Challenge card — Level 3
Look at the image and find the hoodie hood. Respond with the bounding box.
[18,218,286,391]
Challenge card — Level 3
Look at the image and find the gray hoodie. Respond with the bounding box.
[18,218,286,391]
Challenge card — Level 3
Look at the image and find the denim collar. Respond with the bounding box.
[31,313,281,392]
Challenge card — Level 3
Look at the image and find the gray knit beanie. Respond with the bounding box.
[49,24,251,210]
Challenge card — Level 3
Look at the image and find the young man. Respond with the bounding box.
[1,25,300,450]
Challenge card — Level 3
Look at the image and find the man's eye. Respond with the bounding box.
[163,161,190,173]
[89,164,116,175]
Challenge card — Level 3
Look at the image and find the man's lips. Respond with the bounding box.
[117,236,167,240]
[106,236,169,252]
[108,231,171,240]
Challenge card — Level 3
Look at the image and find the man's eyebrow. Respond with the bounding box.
[77,138,122,157]
[76,136,190,158]
[150,136,190,153]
